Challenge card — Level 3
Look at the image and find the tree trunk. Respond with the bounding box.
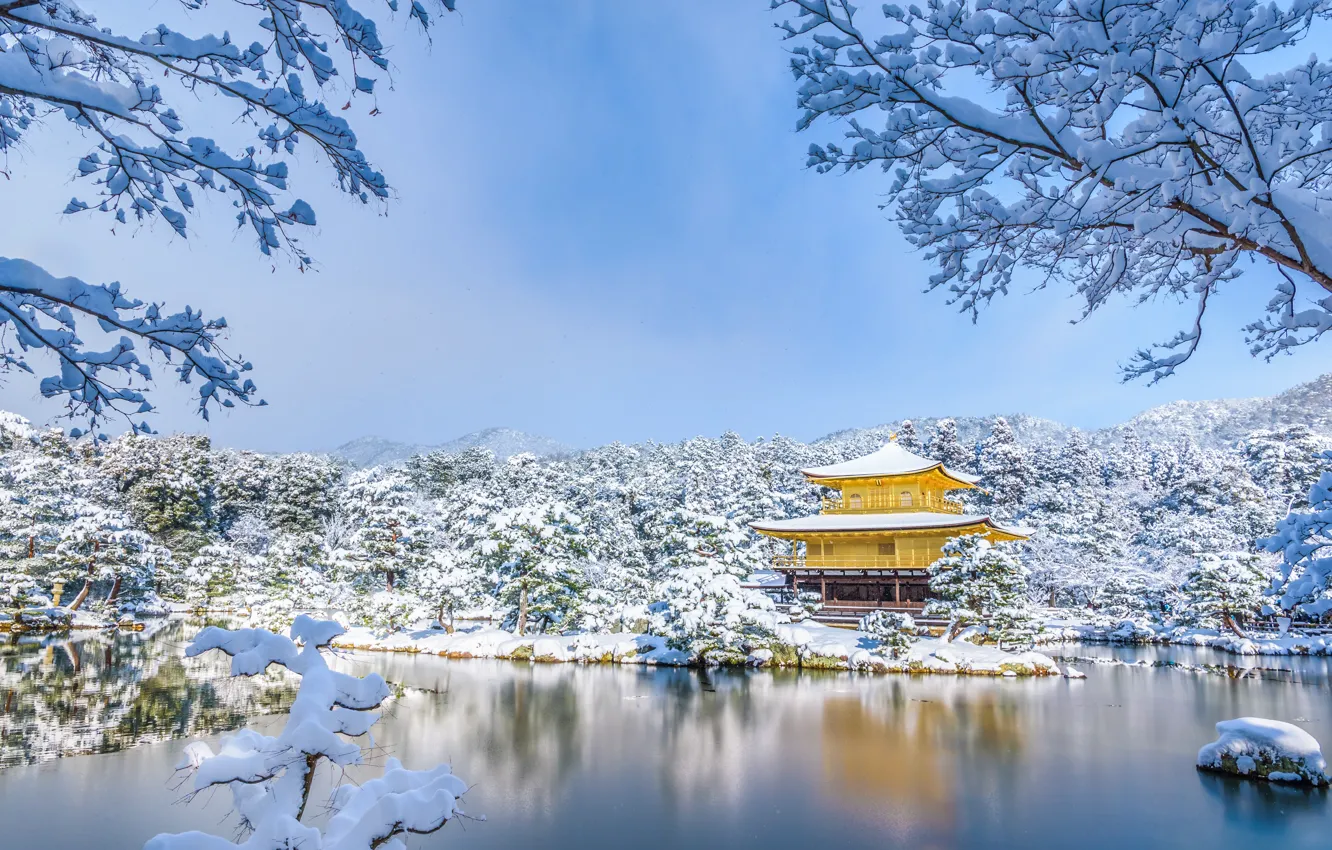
[1223,611,1247,639]
[517,585,528,635]
[385,570,395,593]
[945,618,961,642]
[67,542,99,611]
[67,576,92,611]
[104,574,123,609]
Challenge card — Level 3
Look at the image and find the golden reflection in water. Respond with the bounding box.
[820,682,1027,843]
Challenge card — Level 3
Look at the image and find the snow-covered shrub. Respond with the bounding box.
[345,590,421,637]
[1180,553,1269,637]
[652,566,782,664]
[146,616,469,849]
[925,535,1039,645]
[858,610,917,656]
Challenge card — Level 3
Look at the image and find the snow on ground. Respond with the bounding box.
[1040,615,1332,657]
[331,621,1061,676]
[1197,718,1329,786]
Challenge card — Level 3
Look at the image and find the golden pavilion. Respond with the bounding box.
[750,438,1027,621]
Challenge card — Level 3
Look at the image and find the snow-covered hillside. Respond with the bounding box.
[815,374,1332,453]
[331,428,573,467]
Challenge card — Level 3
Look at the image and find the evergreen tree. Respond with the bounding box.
[1261,454,1332,618]
[1180,553,1270,637]
[52,507,164,611]
[410,549,482,632]
[929,418,974,473]
[924,535,1038,644]
[341,468,432,593]
[483,501,588,634]
[980,418,1034,516]
[858,610,917,657]
[896,420,922,453]
[1242,425,1331,508]
[1055,430,1101,486]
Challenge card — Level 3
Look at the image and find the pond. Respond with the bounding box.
[0,621,1328,849]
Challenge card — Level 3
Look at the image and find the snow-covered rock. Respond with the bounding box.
[1197,718,1329,786]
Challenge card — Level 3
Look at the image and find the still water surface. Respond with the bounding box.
[0,620,1328,849]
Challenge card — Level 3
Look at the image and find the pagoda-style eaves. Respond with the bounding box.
[751,512,1027,541]
[801,442,979,489]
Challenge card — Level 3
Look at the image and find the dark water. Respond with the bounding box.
[0,624,1328,849]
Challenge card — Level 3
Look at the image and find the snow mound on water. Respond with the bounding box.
[1197,718,1329,785]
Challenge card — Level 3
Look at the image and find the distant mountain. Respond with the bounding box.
[1111,373,1332,447]
[811,373,1332,451]
[330,428,573,468]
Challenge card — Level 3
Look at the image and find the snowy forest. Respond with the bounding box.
[3,375,1330,645]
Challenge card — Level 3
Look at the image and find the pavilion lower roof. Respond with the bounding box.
[749,511,1028,539]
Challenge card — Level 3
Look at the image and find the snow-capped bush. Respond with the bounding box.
[858,610,917,656]
[652,566,783,664]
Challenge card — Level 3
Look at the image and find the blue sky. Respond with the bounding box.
[3,2,1328,453]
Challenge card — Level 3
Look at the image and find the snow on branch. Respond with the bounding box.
[774,0,1332,378]
[0,257,259,435]
[0,1,458,432]
[145,615,469,850]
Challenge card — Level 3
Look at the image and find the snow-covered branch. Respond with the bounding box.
[775,0,1332,379]
[145,615,468,850]
[0,1,457,432]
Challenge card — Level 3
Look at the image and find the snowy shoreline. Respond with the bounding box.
[1041,619,1332,657]
[329,621,1064,676]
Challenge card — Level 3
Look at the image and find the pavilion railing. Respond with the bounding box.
[819,493,964,514]
[771,554,940,570]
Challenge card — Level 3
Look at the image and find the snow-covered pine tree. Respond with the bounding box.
[924,534,1038,645]
[896,420,922,453]
[1242,425,1332,509]
[1055,430,1101,487]
[1180,553,1270,637]
[411,549,482,632]
[1105,426,1151,486]
[980,418,1034,516]
[483,501,588,634]
[341,468,432,594]
[52,507,163,612]
[1261,453,1332,618]
[183,542,245,606]
[929,418,974,474]
[647,505,779,663]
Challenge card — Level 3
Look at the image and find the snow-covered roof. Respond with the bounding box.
[750,511,1027,538]
[800,442,980,485]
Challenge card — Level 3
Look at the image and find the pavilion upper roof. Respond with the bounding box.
[800,441,980,486]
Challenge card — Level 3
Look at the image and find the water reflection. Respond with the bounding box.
[0,619,295,769]
[0,635,1328,850]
